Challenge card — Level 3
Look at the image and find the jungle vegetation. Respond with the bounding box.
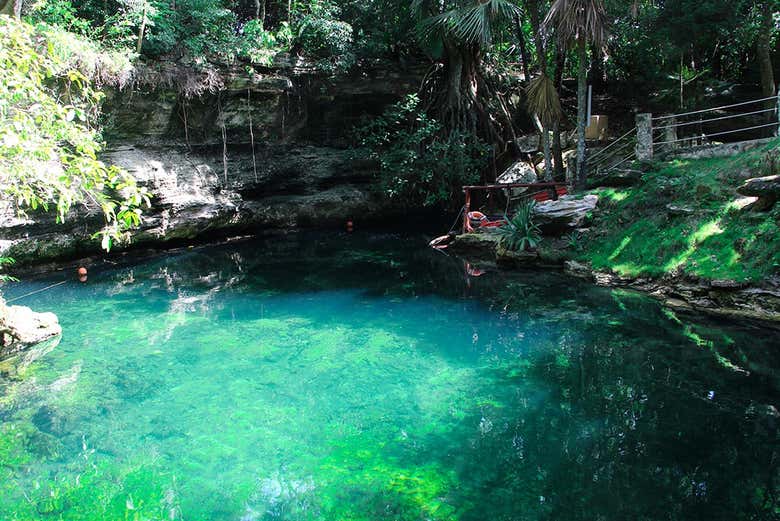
[0,0,777,226]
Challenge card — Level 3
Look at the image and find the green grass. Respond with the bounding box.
[579,139,780,282]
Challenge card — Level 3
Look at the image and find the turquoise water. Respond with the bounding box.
[1,232,778,520]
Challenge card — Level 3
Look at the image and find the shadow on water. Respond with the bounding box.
[0,231,778,520]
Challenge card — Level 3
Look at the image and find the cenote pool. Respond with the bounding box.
[1,232,778,520]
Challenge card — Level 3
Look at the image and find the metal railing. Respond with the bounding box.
[586,126,637,179]
[651,95,779,149]
[585,92,779,179]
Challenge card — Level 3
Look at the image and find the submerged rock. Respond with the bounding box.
[533,194,599,235]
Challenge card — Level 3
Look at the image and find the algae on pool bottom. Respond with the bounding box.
[0,233,778,520]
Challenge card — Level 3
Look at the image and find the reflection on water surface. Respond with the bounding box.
[1,232,778,520]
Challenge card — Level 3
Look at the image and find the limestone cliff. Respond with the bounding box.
[0,61,424,265]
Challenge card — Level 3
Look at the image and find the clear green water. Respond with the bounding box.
[1,232,778,520]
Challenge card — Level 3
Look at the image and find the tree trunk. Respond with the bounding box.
[526,0,552,176]
[758,2,776,133]
[526,0,545,69]
[514,13,532,84]
[679,53,684,109]
[540,120,552,181]
[552,120,564,178]
[255,0,266,25]
[576,37,588,191]
[136,4,148,54]
[553,44,566,177]
[590,43,604,90]
[0,0,22,17]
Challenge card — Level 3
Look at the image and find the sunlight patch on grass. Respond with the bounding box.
[608,236,632,261]
[663,219,724,273]
[598,188,630,202]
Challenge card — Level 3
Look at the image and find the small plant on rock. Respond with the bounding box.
[497,200,542,252]
[565,230,584,252]
[0,258,17,283]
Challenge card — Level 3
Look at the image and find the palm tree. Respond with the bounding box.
[526,72,562,180]
[544,0,608,190]
[413,0,520,150]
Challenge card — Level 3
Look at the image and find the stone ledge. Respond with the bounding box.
[1,299,62,356]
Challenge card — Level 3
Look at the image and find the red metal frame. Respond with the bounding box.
[462,182,569,233]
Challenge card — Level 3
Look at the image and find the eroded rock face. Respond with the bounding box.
[0,145,387,264]
[0,298,62,355]
[0,63,424,266]
[533,194,599,235]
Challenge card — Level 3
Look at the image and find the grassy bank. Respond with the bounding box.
[575,139,780,283]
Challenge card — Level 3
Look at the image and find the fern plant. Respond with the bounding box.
[496,200,542,252]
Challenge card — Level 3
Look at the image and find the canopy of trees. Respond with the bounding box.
[0,0,777,219]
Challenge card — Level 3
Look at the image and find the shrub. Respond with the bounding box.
[296,2,354,71]
[496,201,542,252]
[357,94,489,209]
[0,17,147,249]
[238,19,293,66]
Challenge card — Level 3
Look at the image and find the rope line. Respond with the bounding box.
[589,139,635,168]
[5,281,68,304]
[653,108,777,130]
[653,122,779,146]
[589,127,637,160]
[448,206,466,234]
[652,96,777,121]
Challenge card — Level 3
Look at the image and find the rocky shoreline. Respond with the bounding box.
[0,297,61,357]
[447,231,780,326]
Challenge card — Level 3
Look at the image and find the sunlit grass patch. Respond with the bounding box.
[580,139,780,282]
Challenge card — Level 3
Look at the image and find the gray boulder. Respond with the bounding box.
[1,298,62,354]
[497,160,539,199]
[737,175,780,211]
[515,134,540,154]
[737,175,780,198]
[533,194,598,235]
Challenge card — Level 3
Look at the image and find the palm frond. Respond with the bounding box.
[419,0,520,48]
[526,73,562,127]
[543,0,609,50]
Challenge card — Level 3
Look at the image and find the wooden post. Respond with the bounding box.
[635,113,653,161]
[463,188,471,234]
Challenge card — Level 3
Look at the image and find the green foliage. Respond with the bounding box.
[238,19,293,65]
[580,140,780,282]
[296,2,355,71]
[26,0,94,36]
[0,257,17,283]
[565,230,584,252]
[357,94,489,208]
[496,200,542,252]
[417,0,519,48]
[0,17,147,250]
